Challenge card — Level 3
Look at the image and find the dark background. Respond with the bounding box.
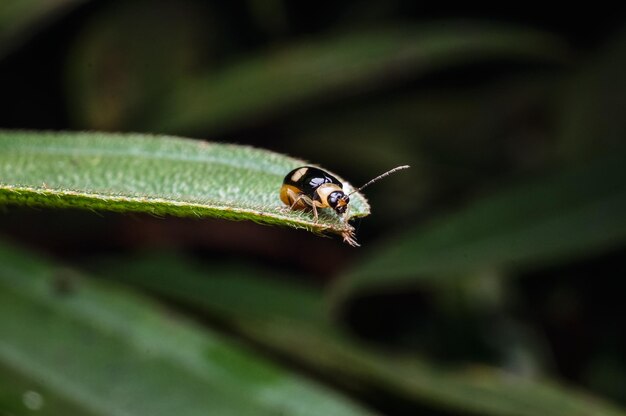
[1,2,625,414]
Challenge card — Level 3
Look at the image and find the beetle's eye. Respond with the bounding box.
[328,191,344,208]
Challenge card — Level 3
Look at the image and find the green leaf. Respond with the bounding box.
[0,130,367,241]
[0,360,100,416]
[66,0,217,130]
[90,252,626,416]
[333,152,626,297]
[0,239,376,416]
[557,27,626,161]
[0,0,84,59]
[146,23,569,135]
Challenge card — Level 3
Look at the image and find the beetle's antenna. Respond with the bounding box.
[348,165,410,195]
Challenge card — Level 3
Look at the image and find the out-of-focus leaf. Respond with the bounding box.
[0,239,376,416]
[333,152,626,298]
[288,74,558,167]
[557,27,626,161]
[90,252,626,416]
[0,360,100,416]
[148,23,569,135]
[66,0,216,130]
[0,0,84,59]
[0,130,368,240]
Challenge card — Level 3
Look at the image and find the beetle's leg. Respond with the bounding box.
[287,189,308,210]
[342,229,360,247]
[311,203,319,221]
[287,189,320,221]
[312,199,330,222]
[289,196,303,210]
[302,196,320,222]
[342,204,350,224]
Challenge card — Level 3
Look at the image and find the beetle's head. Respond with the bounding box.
[328,191,349,215]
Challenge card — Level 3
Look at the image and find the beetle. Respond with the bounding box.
[280,165,409,223]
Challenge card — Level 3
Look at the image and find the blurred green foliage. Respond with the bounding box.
[0,1,625,415]
[0,0,83,58]
[0,240,375,416]
[88,251,625,416]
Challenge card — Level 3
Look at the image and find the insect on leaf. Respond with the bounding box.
[0,130,370,241]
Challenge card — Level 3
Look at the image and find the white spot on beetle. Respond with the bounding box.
[290,167,308,183]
